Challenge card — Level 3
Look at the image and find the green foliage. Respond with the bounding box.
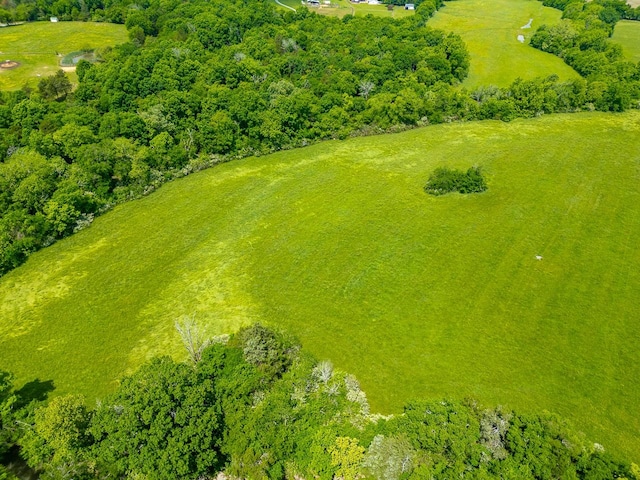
[3,111,640,459]
[0,372,17,458]
[1,0,639,278]
[4,327,635,479]
[424,166,487,196]
[362,434,416,480]
[20,395,91,475]
[530,0,640,111]
[38,71,72,101]
[330,437,365,480]
[89,357,224,479]
[237,323,298,380]
[0,1,474,275]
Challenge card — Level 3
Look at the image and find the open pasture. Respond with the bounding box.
[612,20,640,63]
[0,21,127,90]
[428,0,581,88]
[275,0,414,19]
[1,112,640,460]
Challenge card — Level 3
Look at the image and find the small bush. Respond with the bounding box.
[424,166,487,196]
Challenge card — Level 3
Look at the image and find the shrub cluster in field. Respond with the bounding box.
[0,324,638,479]
[0,0,639,277]
[424,166,487,196]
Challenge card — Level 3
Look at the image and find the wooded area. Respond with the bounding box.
[0,0,638,276]
[1,325,637,479]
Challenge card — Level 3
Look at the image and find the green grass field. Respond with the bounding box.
[274,0,414,19]
[612,20,640,63]
[1,111,640,460]
[428,0,581,88]
[0,22,127,90]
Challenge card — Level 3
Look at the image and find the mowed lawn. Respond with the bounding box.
[2,112,640,460]
[429,0,581,88]
[612,20,640,63]
[0,22,127,90]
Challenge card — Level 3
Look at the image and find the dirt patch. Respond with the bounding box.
[0,60,20,70]
[628,0,640,7]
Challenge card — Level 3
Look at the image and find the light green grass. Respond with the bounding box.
[0,22,127,90]
[429,0,581,88]
[274,0,414,19]
[612,20,640,63]
[2,112,640,461]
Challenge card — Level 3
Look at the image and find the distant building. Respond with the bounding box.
[50,16,59,22]
[307,0,320,5]
[404,3,414,9]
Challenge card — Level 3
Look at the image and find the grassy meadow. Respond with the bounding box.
[1,111,640,460]
[612,20,640,63]
[275,0,414,19]
[0,22,127,90]
[428,0,581,88]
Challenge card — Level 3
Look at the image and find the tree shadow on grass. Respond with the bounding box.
[14,378,55,409]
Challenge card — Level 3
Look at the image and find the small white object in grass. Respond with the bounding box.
[517,35,525,43]
[536,255,543,260]
[521,18,533,29]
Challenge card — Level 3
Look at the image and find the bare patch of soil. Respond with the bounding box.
[0,60,20,69]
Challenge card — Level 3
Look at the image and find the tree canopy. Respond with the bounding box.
[1,325,637,479]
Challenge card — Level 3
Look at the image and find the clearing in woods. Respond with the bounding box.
[612,20,640,63]
[0,21,127,90]
[428,0,581,88]
[273,0,415,19]
[1,112,640,461]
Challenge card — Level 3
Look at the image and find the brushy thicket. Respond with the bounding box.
[1,324,638,479]
[424,166,487,195]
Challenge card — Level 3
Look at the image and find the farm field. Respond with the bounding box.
[612,20,640,62]
[1,111,640,460]
[0,21,127,90]
[274,0,414,19]
[428,0,581,88]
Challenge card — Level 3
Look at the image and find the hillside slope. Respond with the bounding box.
[428,0,580,87]
[1,112,640,460]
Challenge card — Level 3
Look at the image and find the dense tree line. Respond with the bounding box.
[1,324,638,479]
[1,0,640,276]
[541,0,640,21]
[531,0,640,111]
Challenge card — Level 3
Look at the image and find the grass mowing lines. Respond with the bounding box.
[612,20,640,62]
[428,0,581,88]
[0,22,127,90]
[1,112,640,461]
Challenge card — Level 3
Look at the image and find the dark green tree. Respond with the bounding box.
[38,71,72,101]
[89,357,224,479]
